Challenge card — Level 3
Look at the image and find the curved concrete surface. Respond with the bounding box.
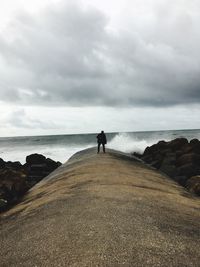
[0,148,200,266]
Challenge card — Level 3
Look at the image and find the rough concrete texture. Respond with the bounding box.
[0,148,200,267]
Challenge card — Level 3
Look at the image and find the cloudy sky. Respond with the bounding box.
[0,0,200,137]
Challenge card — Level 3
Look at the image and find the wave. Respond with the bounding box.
[108,133,160,154]
[108,130,199,154]
[0,144,94,164]
[1,129,200,164]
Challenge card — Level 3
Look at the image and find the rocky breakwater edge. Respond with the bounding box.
[0,154,61,212]
[135,138,200,196]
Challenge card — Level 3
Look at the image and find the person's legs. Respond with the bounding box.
[97,143,100,153]
[103,144,105,153]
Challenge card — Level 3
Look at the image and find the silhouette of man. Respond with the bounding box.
[96,131,107,153]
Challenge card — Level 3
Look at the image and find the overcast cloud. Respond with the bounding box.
[0,0,200,107]
[0,0,200,136]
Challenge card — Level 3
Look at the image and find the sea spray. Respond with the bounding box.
[108,132,157,154]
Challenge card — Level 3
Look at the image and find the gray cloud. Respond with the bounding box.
[0,1,200,107]
[5,108,59,129]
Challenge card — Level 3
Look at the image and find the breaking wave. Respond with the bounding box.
[108,133,157,154]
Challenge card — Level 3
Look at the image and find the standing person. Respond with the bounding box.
[96,131,107,153]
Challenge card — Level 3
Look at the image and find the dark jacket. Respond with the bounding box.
[97,133,107,144]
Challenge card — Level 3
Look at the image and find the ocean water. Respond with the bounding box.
[0,129,200,164]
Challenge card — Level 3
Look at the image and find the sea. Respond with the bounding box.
[0,129,200,164]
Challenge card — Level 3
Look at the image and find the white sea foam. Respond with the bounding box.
[0,144,92,164]
[108,133,157,154]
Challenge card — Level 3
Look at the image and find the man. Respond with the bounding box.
[96,131,107,153]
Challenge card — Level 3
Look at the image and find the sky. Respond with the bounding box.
[0,0,200,136]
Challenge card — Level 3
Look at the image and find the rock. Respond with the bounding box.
[132,152,142,158]
[150,160,162,169]
[141,155,153,164]
[174,176,188,185]
[181,144,193,154]
[160,148,173,156]
[168,138,188,151]
[186,176,200,196]
[0,158,5,169]
[159,153,177,177]
[142,141,172,169]
[175,150,184,158]
[0,154,62,212]
[46,158,60,172]
[57,161,62,167]
[25,155,62,187]
[5,161,23,170]
[176,153,200,167]
[26,153,46,165]
[190,139,200,154]
[177,163,198,180]
[29,164,46,175]
[0,169,28,207]
[138,138,200,195]
[160,164,178,178]
[0,199,7,211]
[143,140,167,156]
[157,140,168,147]
[190,139,200,145]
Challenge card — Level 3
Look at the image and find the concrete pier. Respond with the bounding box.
[1,148,200,266]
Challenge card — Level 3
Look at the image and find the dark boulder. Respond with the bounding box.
[143,140,167,156]
[28,164,46,175]
[0,198,7,211]
[0,154,62,212]
[132,152,142,158]
[160,164,178,178]
[150,160,162,169]
[27,164,46,184]
[173,176,188,186]
[26,153,46,165]
[0,169,28,207]
[190,138,200,146]
[24,154,62,187]
[0,158,5,169]
[175,150,183,158]
[142,155,153,164]
[57,161,62,167]
[5,161,23,170]
[138,138,200,195]
[143,146,152,156]
[157,140,167,147]
[176,153,200,167]
[190,139,200,154]
[181,144,193,154]
[168,138,188,151]
[186,176,200,196]
[159,153,177,177]
[177,163,199,180]
[46,158,60,172]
